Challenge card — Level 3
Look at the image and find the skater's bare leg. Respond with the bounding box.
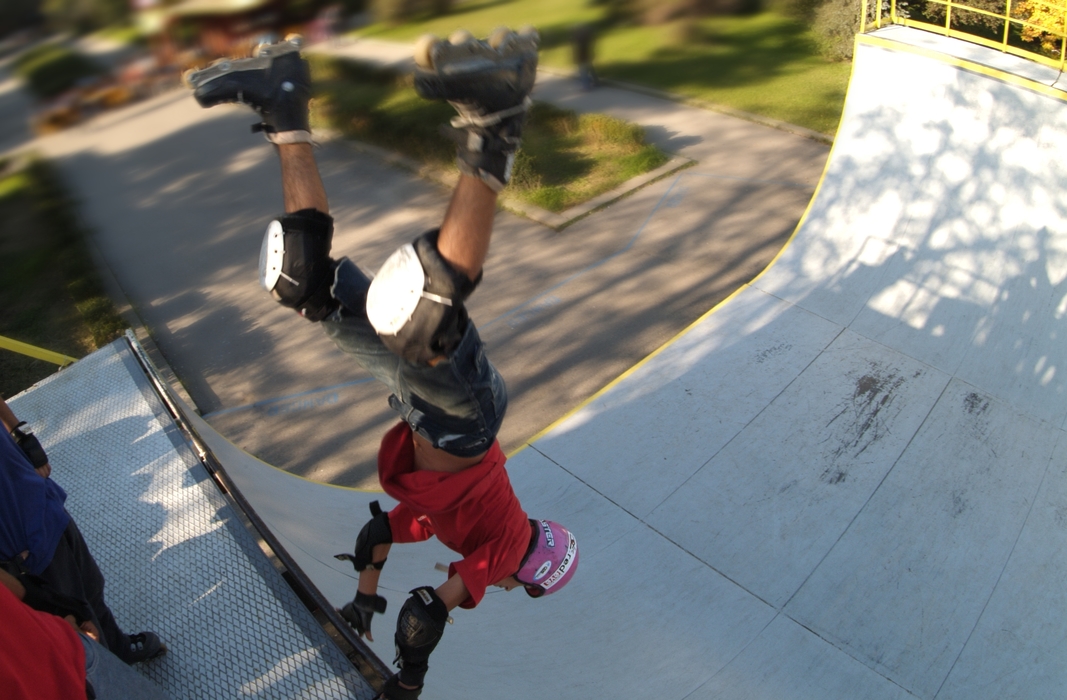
[278,143,329,214]
[436,174,497,282]
[409,175,498,470]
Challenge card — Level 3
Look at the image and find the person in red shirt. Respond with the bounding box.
[188,29,578,700]
[0,568,171,700]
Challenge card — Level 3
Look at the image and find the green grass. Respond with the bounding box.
[355,0,850,135]
[309,56,668,212]
[0,159,128,398]
[511,107,668,211]
[90,24,147,46]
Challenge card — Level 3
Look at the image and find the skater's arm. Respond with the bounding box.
[277,143,329,214]
[435,573,470,611]
[0,397,19,433]
[356,543,391,597]
[0,568,96,637]
[0,568,26,600]
[1,398,51,479]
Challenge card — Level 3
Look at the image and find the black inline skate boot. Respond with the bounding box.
[184,36,312,144]
[413,27,540,190]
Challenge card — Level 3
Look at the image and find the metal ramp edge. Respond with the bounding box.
[9,334,385,699]
[123,330,393,688]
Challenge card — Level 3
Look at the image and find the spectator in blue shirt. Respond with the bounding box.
[0,397,166,664]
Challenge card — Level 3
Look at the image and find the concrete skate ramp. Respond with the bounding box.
[174,26,1067,699]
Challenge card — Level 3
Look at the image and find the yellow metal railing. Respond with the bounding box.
[861,0,1067,70]
[0,335,77,367]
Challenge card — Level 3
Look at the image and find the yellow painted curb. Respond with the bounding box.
[0,335,77,367]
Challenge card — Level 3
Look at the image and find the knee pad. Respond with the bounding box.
[393,586,448,688]
[259,208,338,321]
[366,230,481,364]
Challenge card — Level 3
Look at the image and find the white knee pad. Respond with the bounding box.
[366,230,479,363]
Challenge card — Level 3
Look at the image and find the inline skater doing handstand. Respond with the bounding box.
[187,28,578,700]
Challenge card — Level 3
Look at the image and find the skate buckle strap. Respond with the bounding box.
[251,123,316,145]
[449,97,532,129]
[266,130,316,145]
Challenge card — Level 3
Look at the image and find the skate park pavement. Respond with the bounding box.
[0,33,827,488]
[7,25,1067,700]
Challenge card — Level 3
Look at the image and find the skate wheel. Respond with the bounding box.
[518,25,539,41]
[488,26,514,50]
[448,29,475,46]
[284,33,304,48]
[181,68,198,88]
[414,33,440,69]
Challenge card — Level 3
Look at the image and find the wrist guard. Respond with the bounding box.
[11,422,48,469]
[340,591,387,639]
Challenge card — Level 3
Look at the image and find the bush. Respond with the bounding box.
[14,45,103,99]
[813,0,861,60]
[772,0,824,20]
[812,0,909,60]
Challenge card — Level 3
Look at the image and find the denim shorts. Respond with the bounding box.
[321,256,507,457]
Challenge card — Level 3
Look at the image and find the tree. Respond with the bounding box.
[1013,0,1067,53]
[923,0,1005,34]
[812,0,910,60]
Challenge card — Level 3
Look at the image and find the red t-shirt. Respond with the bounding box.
[379,422,531,608]
[0,582,86,699]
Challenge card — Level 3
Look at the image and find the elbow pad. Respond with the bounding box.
[335,501,392,572]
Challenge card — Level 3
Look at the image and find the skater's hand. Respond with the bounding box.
[340,591,387,641]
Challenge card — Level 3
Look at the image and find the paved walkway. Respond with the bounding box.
[1,36,828,487]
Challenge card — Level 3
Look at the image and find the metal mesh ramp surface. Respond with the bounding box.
[10,339,375,700]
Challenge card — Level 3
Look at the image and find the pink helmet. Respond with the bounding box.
[515,520,578,597]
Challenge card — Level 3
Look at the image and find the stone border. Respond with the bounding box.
[317,129,694,230]
[499,155,693,229]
